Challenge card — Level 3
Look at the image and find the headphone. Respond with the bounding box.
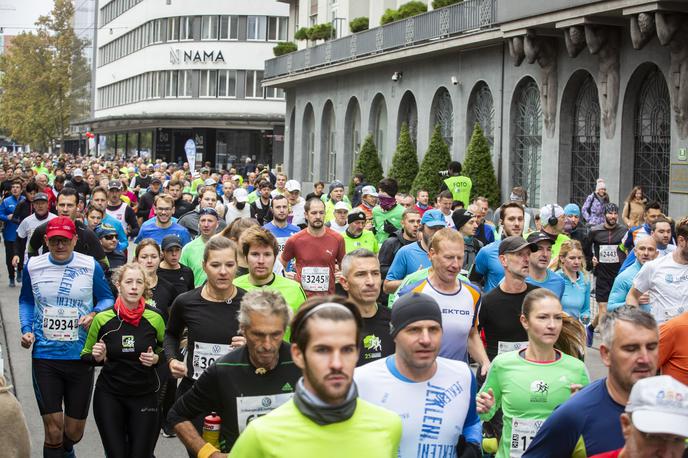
[547,204,559,227]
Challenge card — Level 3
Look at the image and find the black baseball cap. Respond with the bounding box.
[33,192,49,202]
[499,236,537,255]
[526,231,555,246]
[108,180,123,190]
[161,235,183,251]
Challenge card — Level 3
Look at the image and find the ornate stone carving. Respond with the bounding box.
[524,31,558,138]
[508,36,525,66]
[656,12,688,139]
[630,13,656,50]
[585,25,620,139]
[564,26,586,58]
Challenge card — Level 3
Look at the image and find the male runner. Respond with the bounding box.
[168,290,301,455]
[280,198,346,297]
[228,297,402,457]
[355,292,481,457]
[339,249,394,365]
[19,216,114,458]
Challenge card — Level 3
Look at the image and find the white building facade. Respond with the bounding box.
[91,0,288,166]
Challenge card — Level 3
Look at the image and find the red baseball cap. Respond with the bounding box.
[46,216,77,240]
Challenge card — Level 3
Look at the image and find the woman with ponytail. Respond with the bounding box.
[554,240,592,323]
[475,289,589,457]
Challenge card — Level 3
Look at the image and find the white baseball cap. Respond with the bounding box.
[626,375,688,438]
[361,185,378,197]
[334,201,349,212]
[285,180,301,193]
[233,188,248,203]
[72,168,84,177]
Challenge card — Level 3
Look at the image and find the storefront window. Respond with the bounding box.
[140,131,153,160]
[127,132,139,158]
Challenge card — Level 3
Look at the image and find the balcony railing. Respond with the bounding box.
[264,0,497,79]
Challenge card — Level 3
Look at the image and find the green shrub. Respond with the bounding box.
[412,125,452,202]
[349,17,369,33]
[397,1,428,19]
[309,23,334,41]
[273,42,298,56]
[462,123,501,208]
[349,134,384,200]
[380,9,399,25]
[388,123,419,194]
[432,0,463,8]
[294,27,310,41]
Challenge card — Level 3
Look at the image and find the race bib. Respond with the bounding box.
[275,237,289,254]
[236,393,292,432]
[42,307,79,341]
[598,245,619,263]
[192,341,231,380]
[300,267,330,292]
[510,418,544,458]
[498,341,528,355]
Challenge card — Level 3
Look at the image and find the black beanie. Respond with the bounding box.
[452,208,475,230]
[390,292,443,338]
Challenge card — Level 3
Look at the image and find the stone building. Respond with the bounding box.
[265,0,688,215]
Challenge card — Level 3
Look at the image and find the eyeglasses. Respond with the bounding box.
[102,235,117,240]
[156,207,173,213]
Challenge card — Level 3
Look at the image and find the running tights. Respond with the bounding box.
[93,388,159,458]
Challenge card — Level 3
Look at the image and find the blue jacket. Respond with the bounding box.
[0,195,25,241]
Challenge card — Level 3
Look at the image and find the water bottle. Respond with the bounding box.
[202,412,221,448]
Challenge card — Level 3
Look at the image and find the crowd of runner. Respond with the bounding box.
[0,150,686,458]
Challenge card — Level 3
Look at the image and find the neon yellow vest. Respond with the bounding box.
[443,175,472,207]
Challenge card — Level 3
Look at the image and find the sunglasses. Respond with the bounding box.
[102,235,117,240]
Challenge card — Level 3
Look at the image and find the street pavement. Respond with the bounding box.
[0,246,609,457]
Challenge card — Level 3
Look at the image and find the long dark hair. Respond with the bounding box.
[624,186,645,204]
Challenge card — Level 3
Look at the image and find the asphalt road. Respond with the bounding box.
[0,246,609,457]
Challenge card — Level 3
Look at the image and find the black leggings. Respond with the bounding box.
[4,240,21,280]
[93,388,159,458]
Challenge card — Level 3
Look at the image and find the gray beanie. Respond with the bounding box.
[390,292,443,338]
[329,180,344,194]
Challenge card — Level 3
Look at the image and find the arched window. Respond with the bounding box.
[302,104,315,182]
[430,87,454,149]
[369,94,387,160]
[321,101,336,181]
[570,75,601,206]
[633,68,670,209]
[345,98,361,178]
[512,78,543,207]
[469,82,494,151]
[398,91,418,146]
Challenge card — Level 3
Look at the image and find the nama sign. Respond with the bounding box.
[170,48,226,64]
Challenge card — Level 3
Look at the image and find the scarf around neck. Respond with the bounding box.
[293,377,358,426]
[379,195,396,211]
[114,296,145,327]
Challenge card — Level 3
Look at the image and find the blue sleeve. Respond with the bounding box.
[134,226,145,244]
[92,262,115,311]
[463,371,482,445]
[386,250,406,281]
[619,252,635,273]
[582,278,591,318]
[0,199,10,223]
[19,268,35,334]
[180,229,192,246]
[484,225,495,244]
[523,402,581,457]
[473,248,487,276]
[114,221,128,252]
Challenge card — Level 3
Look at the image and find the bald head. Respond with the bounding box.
[634,236,658,265]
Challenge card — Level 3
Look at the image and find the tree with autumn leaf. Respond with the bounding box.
[0,0,90,150]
